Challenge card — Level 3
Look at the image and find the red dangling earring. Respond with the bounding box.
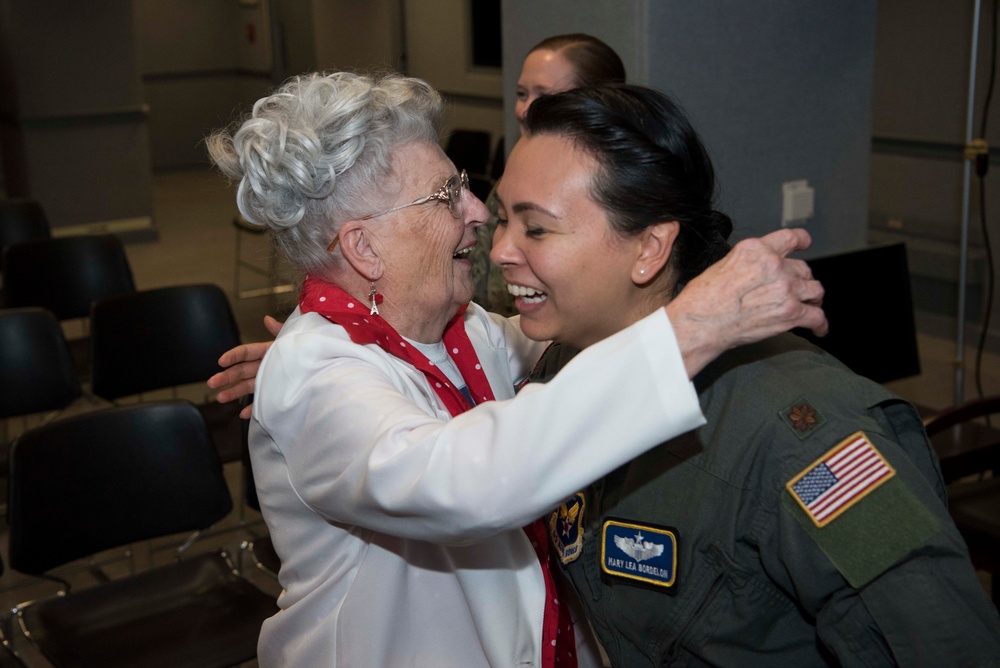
[368,282,383,316]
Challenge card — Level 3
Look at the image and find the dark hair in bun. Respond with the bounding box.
[524,84,732,292]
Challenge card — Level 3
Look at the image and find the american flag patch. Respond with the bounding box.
[786,431,895,527]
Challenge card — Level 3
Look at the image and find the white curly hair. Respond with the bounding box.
[207,71,443,273]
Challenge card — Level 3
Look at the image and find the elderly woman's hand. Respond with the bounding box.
[666,228,827,379]
[207,315,283,419]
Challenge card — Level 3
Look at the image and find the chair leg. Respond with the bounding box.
[234,226,294,300]
[992,562,999,610]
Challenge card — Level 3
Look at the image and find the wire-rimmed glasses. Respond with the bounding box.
[327,170,470,252]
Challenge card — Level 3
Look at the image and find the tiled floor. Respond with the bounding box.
[1,167,996,663]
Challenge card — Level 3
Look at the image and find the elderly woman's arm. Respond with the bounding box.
[668,228,826,378]
[254,307,703,544]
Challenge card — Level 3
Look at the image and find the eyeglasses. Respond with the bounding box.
[327,170,469,252]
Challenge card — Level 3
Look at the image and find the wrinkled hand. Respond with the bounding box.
[666,228,827,379]
[207,315,283,419]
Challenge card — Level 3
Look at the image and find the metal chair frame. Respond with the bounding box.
[6,401,277,667]
[232,215,293,300]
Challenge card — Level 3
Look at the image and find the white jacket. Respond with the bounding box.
[250,303,704,667]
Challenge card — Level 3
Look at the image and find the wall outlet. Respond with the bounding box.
[781,180,814,227]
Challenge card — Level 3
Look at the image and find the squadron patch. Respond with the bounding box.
[600,518,678,590]
[779,398,826,438]
[549,492,586,564]
[787,431,895,527]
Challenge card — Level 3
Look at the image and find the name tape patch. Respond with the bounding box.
[600,518,678,589]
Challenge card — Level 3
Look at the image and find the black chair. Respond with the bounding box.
[2,234,136,376]
[0,199,50,272]
[0,308,83,502]
[0,308,82,422]
[7,401,277,668]
[795,243,920,384]
[89,284,245,464]
[2,234,135,321]
[0,558,24,668]
[445,129,492,178]
[923,395,1000,607]
[0,633,20,667]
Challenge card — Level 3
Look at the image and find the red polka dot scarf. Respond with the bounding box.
[299,275,496,415]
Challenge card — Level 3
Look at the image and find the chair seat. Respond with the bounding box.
[19,551,277,668]
[949,477,1000,542]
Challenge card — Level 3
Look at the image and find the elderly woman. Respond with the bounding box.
[498,84,1000,665]
[207,71,824,667]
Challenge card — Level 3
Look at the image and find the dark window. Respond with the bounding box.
[470,0,501,69]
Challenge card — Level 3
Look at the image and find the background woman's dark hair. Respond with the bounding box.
[530,34,626,87]
[523,84,732,293]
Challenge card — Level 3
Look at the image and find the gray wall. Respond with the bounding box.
[647,2,877,256]
[502,0,877,259]
[136,0,274,170]
[870,0,999,332]
[0,0,153,233]
[135,0,504,170]
[405,0,504,144]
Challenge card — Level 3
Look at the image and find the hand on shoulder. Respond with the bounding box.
[667,229,827,378]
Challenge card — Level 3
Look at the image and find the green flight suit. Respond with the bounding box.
[534,334,1000,667]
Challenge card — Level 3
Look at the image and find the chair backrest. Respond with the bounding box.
[0,308,82,419]
[2,234,136,320]
[923,395,1000,484]
[445,129,492,177]
[8,401,233,575]
[90,283,242,401]
[0,199,51,267]
[794,242,920,384]
[923,396,1000,435]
